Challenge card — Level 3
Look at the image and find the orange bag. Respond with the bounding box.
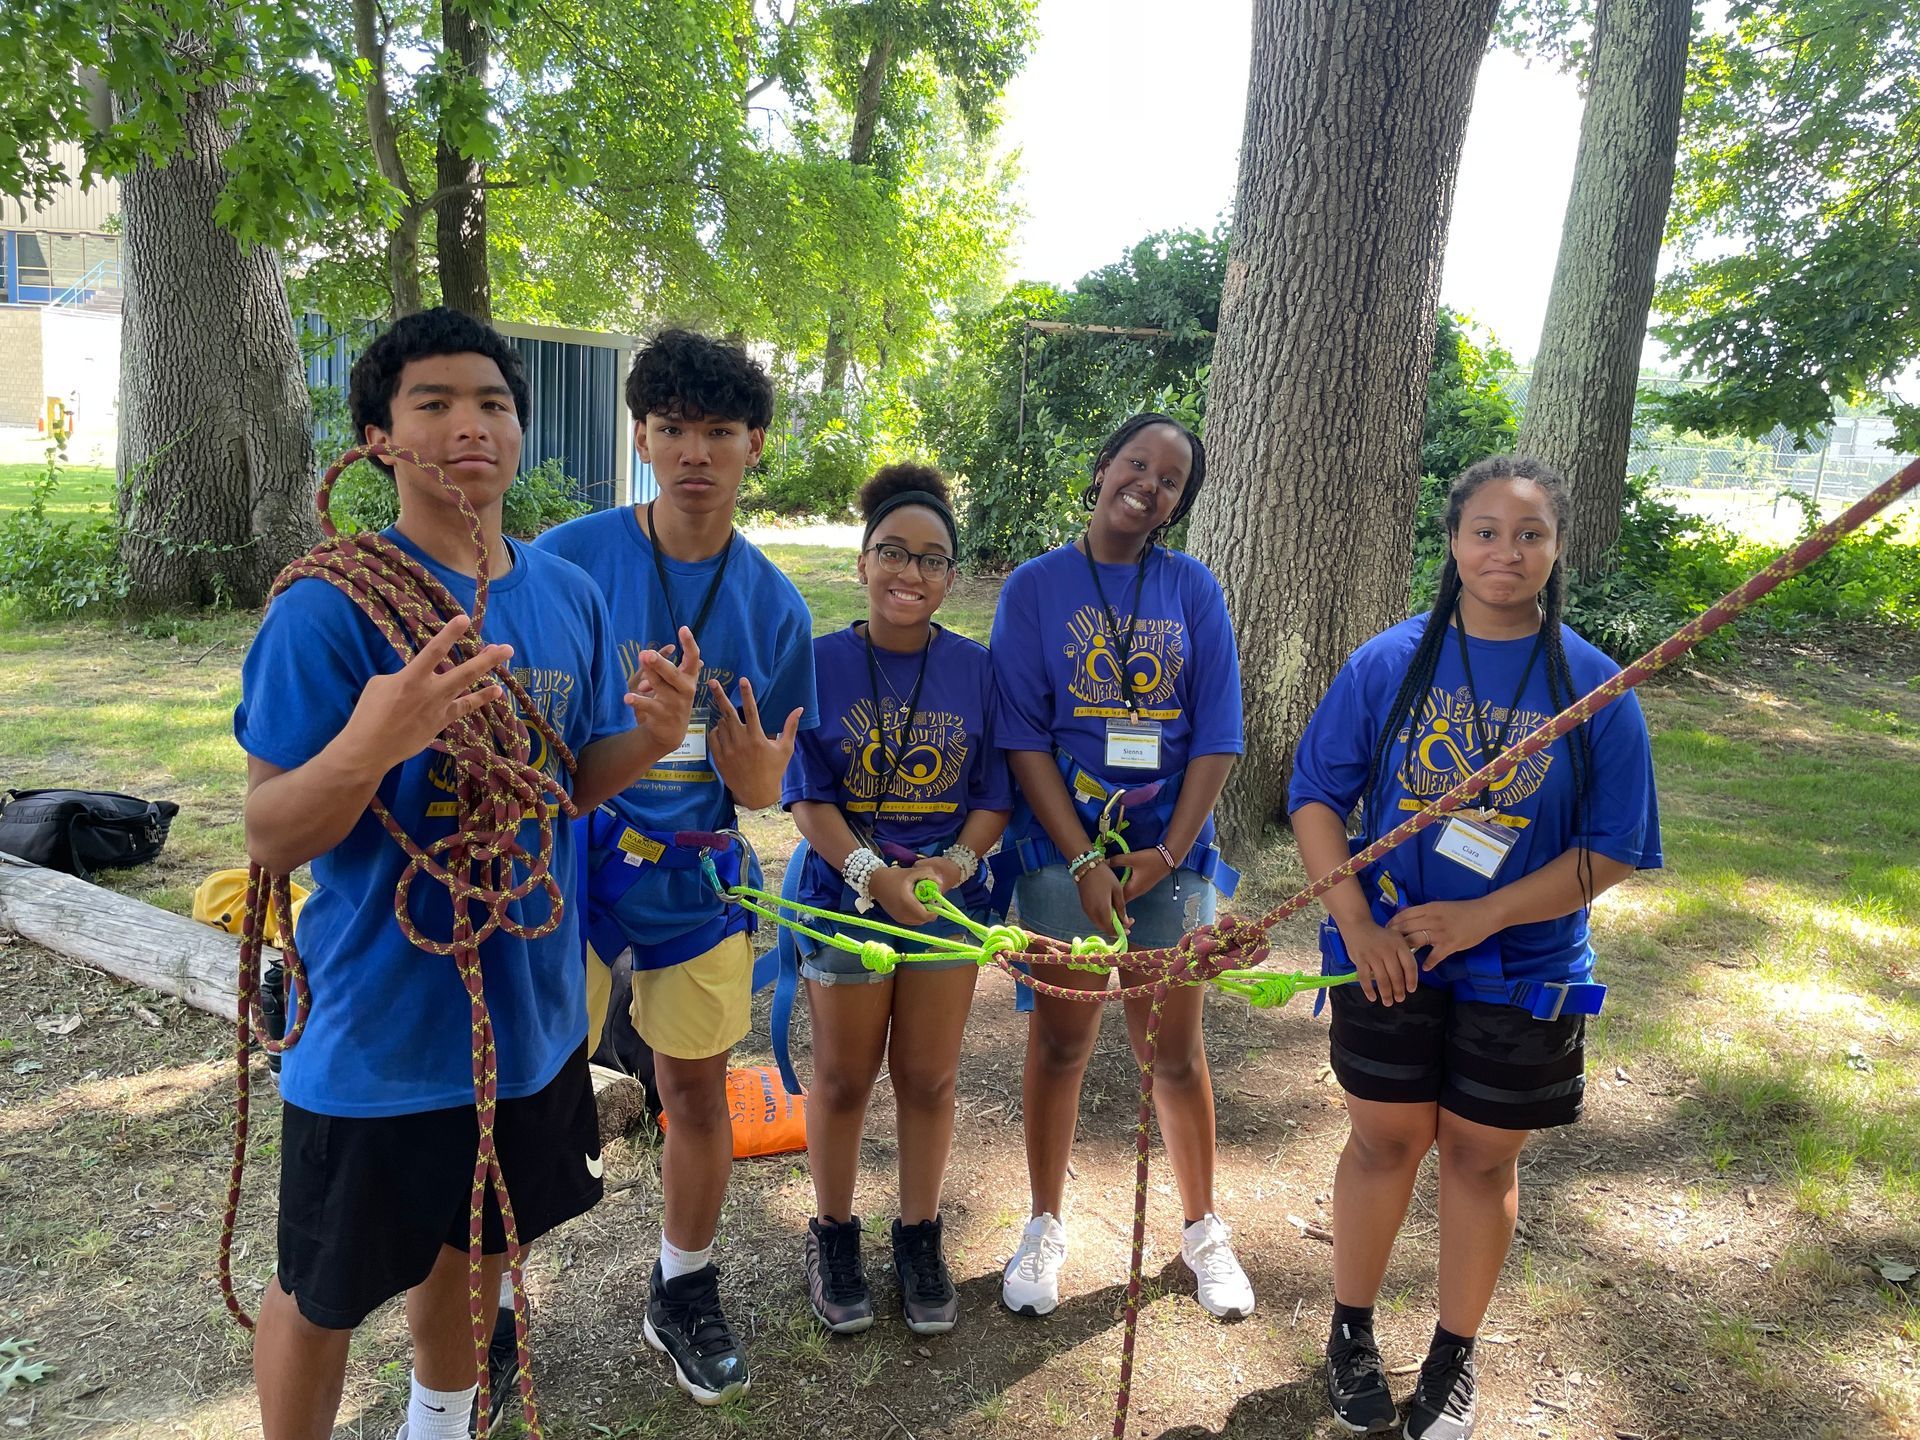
[658,1064,808,1159]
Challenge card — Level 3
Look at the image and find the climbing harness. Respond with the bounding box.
[721,456,1920,1440]
[220,443,573,1438]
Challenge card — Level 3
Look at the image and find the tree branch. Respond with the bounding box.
[351,0,414,204]
[420,177,525,212]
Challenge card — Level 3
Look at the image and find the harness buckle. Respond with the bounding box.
[1536,981,1570,1022]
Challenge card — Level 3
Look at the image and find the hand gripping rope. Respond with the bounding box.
[719,456,1920,1440]
[218,444,575,1439]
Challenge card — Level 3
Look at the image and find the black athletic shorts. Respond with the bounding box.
[1328,981,1586,1131]
[276,1042,604,1330]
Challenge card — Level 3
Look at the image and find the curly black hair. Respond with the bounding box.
[857,462,950,519]
[348,307,531,448]
[627,328,775,429]
[1078,412,1208,539]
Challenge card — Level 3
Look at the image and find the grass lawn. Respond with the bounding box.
[0,459,116,519]
[1,560,1917,1439]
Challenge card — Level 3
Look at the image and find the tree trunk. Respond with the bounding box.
[116,54,316,610]
[1517,0,1693,576]
[434,0,492,319]
[352,0,425,316]
[1189,0,1499,855]
[822,36,894,398]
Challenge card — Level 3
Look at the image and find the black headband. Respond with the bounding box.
[863,489,959,554]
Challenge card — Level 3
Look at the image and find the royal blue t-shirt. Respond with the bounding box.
[989,543,1244,855]
[782,624,1013,920]
[532,505,818,958]
[233,531,632,1118]
[1288,614,1663,986]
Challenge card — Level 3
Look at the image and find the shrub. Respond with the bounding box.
[0,449,127,619]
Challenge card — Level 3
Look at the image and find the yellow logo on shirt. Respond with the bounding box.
[838,699,968,815]
[1063,604,1185,716]
[428,663,574,794]
[1393,686,1554,809]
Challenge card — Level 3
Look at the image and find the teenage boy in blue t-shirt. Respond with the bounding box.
[236,308,700,1440]
[532,329,816,1406]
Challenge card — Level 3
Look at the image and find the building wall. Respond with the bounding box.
[0,143,121,232]
[41,309,121,466]
[0,306,44,426]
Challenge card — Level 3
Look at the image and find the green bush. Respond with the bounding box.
[0,449,127,619]
[328,456,590,539]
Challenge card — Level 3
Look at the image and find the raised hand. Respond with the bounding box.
[706,675,804,810]
[342,614,511,772]
[627,626,701,762]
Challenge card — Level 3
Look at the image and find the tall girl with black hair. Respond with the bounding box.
[989,413,1253,1322]
[1290,456,1661,1440]
[782,465,1012,1338]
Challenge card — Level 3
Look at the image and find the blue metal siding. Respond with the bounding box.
[301,314,629,511]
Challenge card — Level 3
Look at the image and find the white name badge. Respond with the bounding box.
[1105,718,1163,771]
[1434,813,1515,879]
[667,717,709,763]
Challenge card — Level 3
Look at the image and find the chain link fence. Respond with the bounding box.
[1495,370,1919,541]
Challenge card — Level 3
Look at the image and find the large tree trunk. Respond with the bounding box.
[434,0,492,318]
[1518,0,1693,576]
[116,55,316,609]
[821,36,894,398]
[1189,0,1499,855]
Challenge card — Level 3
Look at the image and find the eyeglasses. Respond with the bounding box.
[865,543,956,580]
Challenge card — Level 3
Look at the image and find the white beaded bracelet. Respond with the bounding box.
[841,847,885,913]
[941,843,980,883]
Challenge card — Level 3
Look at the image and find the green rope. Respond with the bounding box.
[1211,967,1359,1009]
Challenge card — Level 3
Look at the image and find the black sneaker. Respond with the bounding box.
[260,960,287,1075]
[1326,1321,1398,1433]
[891,1216,958,1335]
[469,1303,519,1436]
[806,1217,874,1334]
[1404,1342,1476,1440]
[643,1260,751,1406]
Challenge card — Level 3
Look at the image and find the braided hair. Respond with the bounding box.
[1079,413,1208,549]
[1359,455,1596,903]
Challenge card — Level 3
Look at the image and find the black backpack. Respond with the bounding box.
[0,788,180,880]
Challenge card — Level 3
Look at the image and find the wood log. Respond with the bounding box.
[0,855,651,1136]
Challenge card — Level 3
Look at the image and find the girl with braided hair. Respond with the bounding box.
[990,413,1255,1322]
[1289,456,1662,1440]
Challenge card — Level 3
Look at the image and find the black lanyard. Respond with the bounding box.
[1453,621,1544,796]
[863,624,933,811]
[1081,540,1151,716]
[645,501,735,642]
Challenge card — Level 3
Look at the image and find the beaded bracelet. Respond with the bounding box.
[1068,847,1104,881]
[941,843,980,883]
[842,847,885,913]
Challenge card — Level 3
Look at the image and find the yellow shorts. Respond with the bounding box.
[586,931,754,1062]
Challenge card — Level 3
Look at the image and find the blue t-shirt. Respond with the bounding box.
[532,505,818,957]
[1288,614,1663,986]
[233,531,632,1118]
[782,624,1013,921]
[989,543,1244,856]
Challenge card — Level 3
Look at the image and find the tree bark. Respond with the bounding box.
[434,0,492,319]
[352,0,425,316]
[822,35,894,398]
[116,48,316,610]
[1518,0,1693,576]
[1189,0,1499,855]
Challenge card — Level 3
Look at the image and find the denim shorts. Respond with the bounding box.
[1011,863,1218,950]
[802,913,984,986]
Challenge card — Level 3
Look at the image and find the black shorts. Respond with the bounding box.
[1328,981,1586,1131]
[276,1042,604,1330]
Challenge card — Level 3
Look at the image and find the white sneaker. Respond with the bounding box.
[1001,1212,1067,1316]
[1181,1214,1255,1319]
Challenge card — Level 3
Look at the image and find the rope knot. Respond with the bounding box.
[858,941,900,975]
[979,925,1027,960]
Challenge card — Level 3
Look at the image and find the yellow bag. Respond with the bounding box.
[192,869,309,948]
[658,1064,809,1159]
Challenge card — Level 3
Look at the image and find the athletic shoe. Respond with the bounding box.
[468,1302,519,1436]
[1180,1214,1255,1319]
[805,1216,874,1334]
[1403,1342,1476,1440]
[643,1260,751,1405]
[1001,1212,1067,1317]
[1326,1321,1398,1433]
[891,1215,958,1334]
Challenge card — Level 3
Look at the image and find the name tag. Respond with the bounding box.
[1104,718,1163,771]
[1433,813,1515,879]
[667,715,709,763]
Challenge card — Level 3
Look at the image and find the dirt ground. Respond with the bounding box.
[3,655,1918,1439]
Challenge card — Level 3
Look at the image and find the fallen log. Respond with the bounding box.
[0,854,649,1142]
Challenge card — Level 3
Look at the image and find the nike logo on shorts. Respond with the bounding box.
[585,1152,604,1179]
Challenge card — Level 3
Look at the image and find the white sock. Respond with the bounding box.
[406,1371,477,1440]
[498,1271,514,1309]
[659,1231,713,1282]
